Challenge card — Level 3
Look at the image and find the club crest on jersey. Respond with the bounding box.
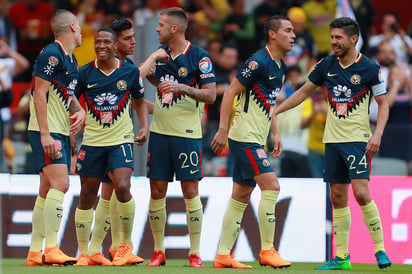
[178,67,188,77]
[48,56,59,66]
[117,80,127,90]
[199,57,212,73]
[263,159,270,167]
[378,69,384,83]
[248,60,259,70]
[350,74,361,85]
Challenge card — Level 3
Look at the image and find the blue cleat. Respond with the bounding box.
[375,251,392,269]
[315,255,352,270]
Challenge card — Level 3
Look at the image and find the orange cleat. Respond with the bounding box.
[112,243,132,266]
[213,254,252,269]
[147,250,166,267]
[110,245,143,264]
[189,253,204,268]
[42,245,77,266]
[26,250,43,266]
[74,254,89,266]
[259,247,291,268]
[109,246,116,261]
[89,252,113,266]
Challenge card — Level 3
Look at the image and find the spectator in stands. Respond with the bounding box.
[206,39,222,63]
[211,0,255,62]
[0,39,30,172]
[302,0,336,59]
[284,6,317,75]
[301,85,328,178]
[133,0,162,27]
[7,0,54,82]
[0,0,17,51]
[350,0,375,53]
[276,65,312,178]
[368,11,412,66]
[203,44,238,176]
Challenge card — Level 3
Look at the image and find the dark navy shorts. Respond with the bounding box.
[76,143,134,178]
[28,131,71,172]
[324,142,370,183]
[229,139,274,187]
[147,132,202,182]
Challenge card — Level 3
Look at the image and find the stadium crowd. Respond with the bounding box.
[1,0,412,176]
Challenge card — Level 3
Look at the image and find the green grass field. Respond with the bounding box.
[1,259,412,274]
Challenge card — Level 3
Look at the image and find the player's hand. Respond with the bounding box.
[135,127,148,146]
[211,128,228,154]
[70,109,86,136]
[158,81,181,94]
[270,133,282,158]
[365,133,381,156]
[153,48,169,63]
[41,133,59,159]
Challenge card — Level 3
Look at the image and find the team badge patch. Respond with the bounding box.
[350,74,361,85]
[248,60,259,70]
[76,163,82,171]
[117,80,127,90]
[77,149,86,161]
[178,67,188,77]
[139,75,144,89]
[336,103,347,115]
[256,149,266,159]
[100,112,113,124]
[199,57,212,73]
[48,56,59,66]
[263,159,270,167]
[378,69,384,83]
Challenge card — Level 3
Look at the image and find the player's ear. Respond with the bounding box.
[70,23,75,33]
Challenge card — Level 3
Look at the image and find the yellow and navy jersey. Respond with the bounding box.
[28,40,79,136]
[229,46,286,145]
[75,58,144,146]
[150,42,216,138]
[308,53,386,143]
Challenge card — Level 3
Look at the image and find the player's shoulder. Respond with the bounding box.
[358,53,379,69]
[120,59,139,74]
[79,60,95,74]
[38,42,64,60]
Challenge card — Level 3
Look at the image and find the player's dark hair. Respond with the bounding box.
[110,18,133,35]
[96,28,118,42]
[264,15,289,42]
[330,17,359,38]
[286,65,302,75]
[160,7,188,33]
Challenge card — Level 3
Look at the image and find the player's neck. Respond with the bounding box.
[338,49,360,67]
[168,36,188,58]
[265,44,284,64]
[55,36,75,56]
[97,58,118,73]
[115,50,126,61]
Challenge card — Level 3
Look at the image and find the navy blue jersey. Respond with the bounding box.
[76,59,144,146]
[308,53,386,143]
[28,40,79,135]
[150,42,216,138]
[229,46,286,145]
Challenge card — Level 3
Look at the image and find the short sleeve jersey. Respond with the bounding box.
[28,41,79,136]
[308,53,386,143]
[75,59,144,146]
[229,47,286,145]
[150,42,216,139]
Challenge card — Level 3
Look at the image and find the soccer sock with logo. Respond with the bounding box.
[258,190,279,250]
[117,197,135,245]
[75,208,93,255]
[217,198,247,255]
[89,198,111,255]
[44,188,65,248]
[333,207,351,258]
[110,191,122,250]
[29,196,45,252]
[184,196,203,255]
[148,198,166,252]
[361,200,385,253]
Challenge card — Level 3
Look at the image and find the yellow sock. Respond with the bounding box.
[148,198,166,252]
[29,196,45,251]
[110,191,122,250]
[361,201,385,253]
[258,190,279,250]
[89,198,111,255]
[217,198,247,255]
[44,189,64,248]
[184,196,203,255]
[75,208,93,255]
[333,207,351,258]
[117,197,135,245]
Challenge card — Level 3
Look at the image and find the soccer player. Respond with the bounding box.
[73,28,148,266]
[146,7,216,268]
[210,15,294,269]
[275,17,392,270]
[26,9,85,266]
